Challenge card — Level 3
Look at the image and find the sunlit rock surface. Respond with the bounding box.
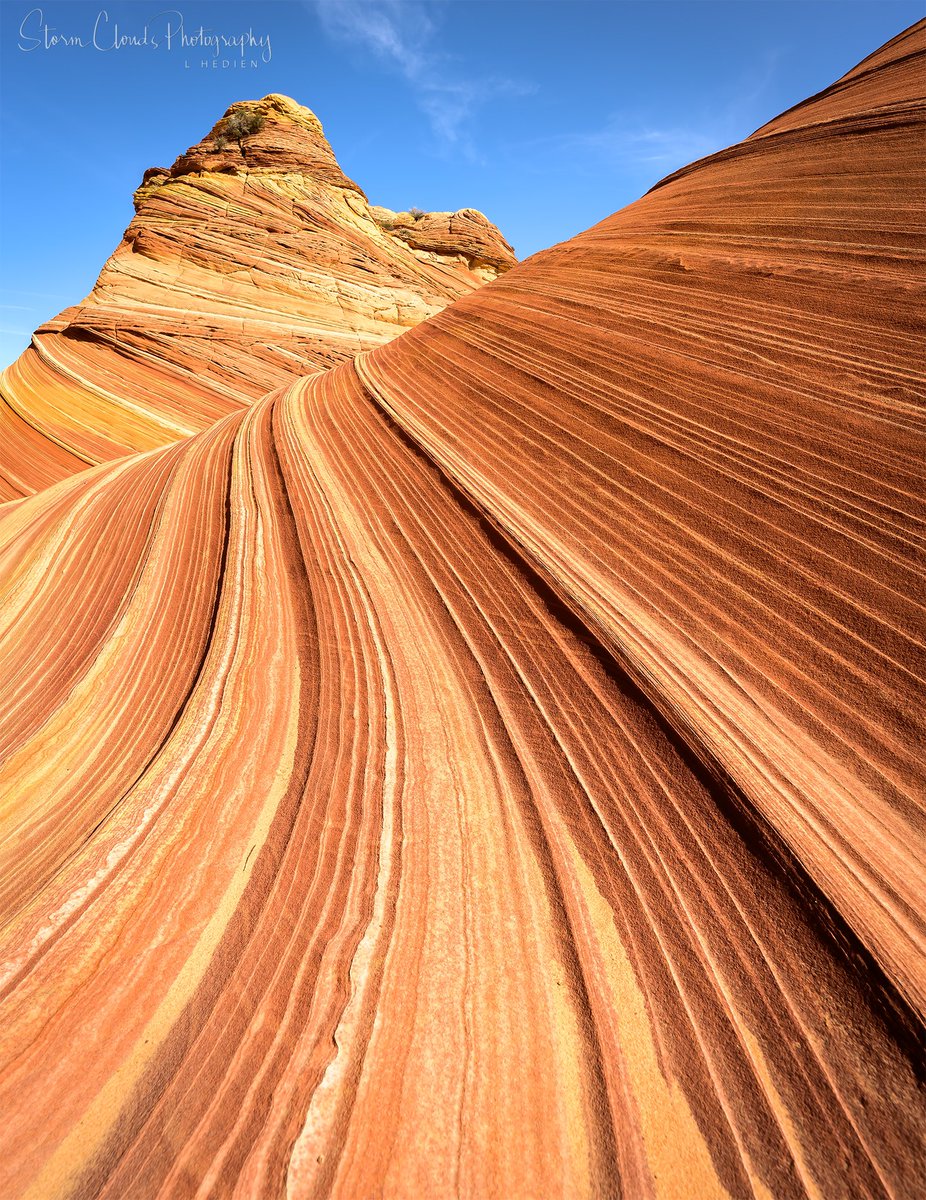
[0,23,924,1200]
[0,94,514,501]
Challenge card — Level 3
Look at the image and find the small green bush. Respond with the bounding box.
[213,135,228,151]
[225,110,264,141]
[408,206,426,221]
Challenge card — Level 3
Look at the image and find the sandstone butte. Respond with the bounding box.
[0,93,515,500]
[0,19,924,1200]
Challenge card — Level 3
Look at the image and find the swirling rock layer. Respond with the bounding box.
[0,94,514,501]
[0,21,924,1200]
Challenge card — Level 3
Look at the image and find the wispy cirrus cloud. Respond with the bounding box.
[509,116,724,194]
[315,0,433,76]
[525,48,781,184]
[566,121,722,170]
[311,0,532,157]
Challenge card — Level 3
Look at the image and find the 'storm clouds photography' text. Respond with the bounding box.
[18,7,272,67]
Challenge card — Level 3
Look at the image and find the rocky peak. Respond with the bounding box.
[133,96,515,279]
[0,94,519,493]
[140,94,364,198]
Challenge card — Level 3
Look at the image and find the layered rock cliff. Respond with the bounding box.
[0,93,514,500]
[0,22,924,1200]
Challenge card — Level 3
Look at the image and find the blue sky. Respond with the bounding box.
[1,0,922,366]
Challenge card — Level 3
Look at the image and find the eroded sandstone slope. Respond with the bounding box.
[0,21,923,1200]
[0,93,514,500]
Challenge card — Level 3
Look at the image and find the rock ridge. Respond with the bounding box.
[0,94,515,500]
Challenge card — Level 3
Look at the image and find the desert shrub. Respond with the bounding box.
[225,110,264,140]
[213,135,228,151]
[408,206,426,221]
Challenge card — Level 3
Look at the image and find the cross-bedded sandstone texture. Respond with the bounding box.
[0,22,924,1200]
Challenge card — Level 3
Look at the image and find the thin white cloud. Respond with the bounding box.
[521,47,781,183]
[2,289,71,302]
[315,0,432,76]
[570,121,721,170]
[312,0,532,156]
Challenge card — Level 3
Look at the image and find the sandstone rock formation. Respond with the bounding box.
[0,94,514,501]
[0,21,924,1200]
[370,205,518,283]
